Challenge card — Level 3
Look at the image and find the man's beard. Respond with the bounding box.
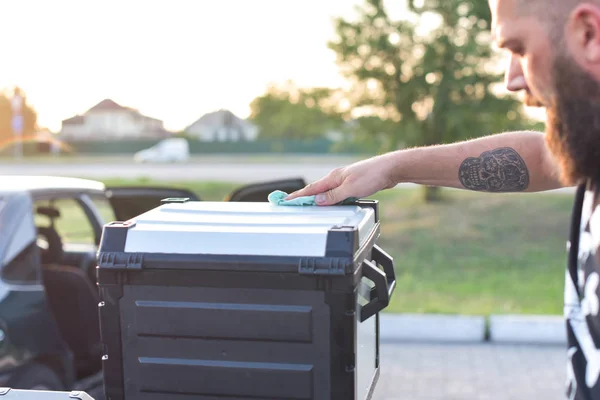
[544,53,600,186]
[524,91,544,107]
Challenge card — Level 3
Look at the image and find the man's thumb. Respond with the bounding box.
[315,189,341,206]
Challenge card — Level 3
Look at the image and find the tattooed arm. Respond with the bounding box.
[390,131,563,193]
[286,131,565,206]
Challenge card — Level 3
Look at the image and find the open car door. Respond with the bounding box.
[105,186,200,221]
[225,178,307,202]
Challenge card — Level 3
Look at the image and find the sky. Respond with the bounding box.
[0,0,543,132]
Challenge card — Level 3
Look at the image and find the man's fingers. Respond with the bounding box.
[285,178,336,200]
[315,186,350,206]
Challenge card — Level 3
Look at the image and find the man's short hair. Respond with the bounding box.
[515,0,581,43]
[518,0,600,32]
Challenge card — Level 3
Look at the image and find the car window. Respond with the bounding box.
[34,198,95,245]
[88,195,117,225]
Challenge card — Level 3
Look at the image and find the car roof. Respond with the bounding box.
[0,175,106,195]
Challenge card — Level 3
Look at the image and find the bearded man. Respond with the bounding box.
[286,0,600,398]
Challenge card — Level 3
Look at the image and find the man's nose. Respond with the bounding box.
[505,55,527,92]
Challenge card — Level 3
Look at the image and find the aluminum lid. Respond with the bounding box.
[122,201,377,257]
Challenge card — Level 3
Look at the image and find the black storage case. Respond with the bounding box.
[97,199,396,400]
[0,389,93,399]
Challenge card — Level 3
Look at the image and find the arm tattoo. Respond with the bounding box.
[458,147,530,192]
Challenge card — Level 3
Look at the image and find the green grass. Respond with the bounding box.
[369,189,573,316]
[55,177,575,316]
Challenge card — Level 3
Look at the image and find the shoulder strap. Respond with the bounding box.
[568,183,587,298]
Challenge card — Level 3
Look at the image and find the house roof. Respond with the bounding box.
[185,109,255,130]
[60,99,165,129]
[85,99,132,113]
[62,115,85,125]
[85,99,164,123]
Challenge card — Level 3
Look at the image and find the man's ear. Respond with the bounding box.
[567,4,600,64]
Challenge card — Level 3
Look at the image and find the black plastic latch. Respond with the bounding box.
[161,197,190,204]
[98,252,143,269]
[325,226,358,258]
[298,258,348,276]
[99,221,135,253]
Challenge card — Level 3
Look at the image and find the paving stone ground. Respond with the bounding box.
[373,341,567,400]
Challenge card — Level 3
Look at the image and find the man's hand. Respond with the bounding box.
[285,155,397,206]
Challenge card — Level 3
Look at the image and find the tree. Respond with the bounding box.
[328,0,537,201]
[330,115,402,155]
[0,87,38,148]
[249,81,347,140]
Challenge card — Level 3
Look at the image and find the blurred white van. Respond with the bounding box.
[134,138,190,163]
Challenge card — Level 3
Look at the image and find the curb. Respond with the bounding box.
[379,313,566,345]
[379,314,486,343]
[489,314,566,345]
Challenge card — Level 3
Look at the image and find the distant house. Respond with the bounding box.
[32,128,63,154]
[184,109,259,142]
[59,99,169,141]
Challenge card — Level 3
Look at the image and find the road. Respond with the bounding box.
[375,341,566,400]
